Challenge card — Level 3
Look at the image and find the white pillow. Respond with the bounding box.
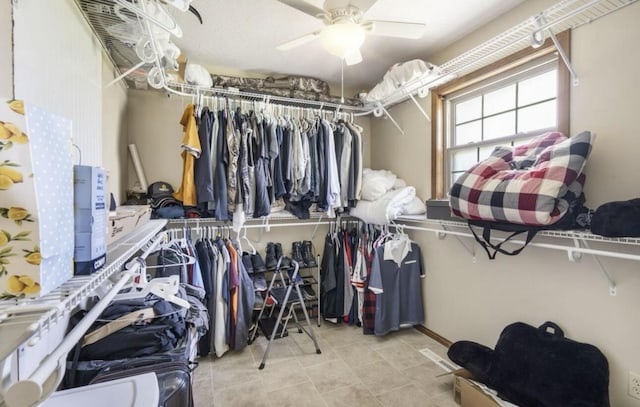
[402,196,426,215]
[361,168,397,201]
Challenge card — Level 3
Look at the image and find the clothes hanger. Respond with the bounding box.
[115,274,190,309]
[240,226,257,254]
[145,244,196,269]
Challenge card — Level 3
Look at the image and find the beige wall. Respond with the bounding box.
[5,0,128,203]
[101,60,128,204]
[0,0,12,97]
[126,89,371,191]
[370,95,431,202]
[370,2,640,405]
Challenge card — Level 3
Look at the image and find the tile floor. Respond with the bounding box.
[192,321,458,407]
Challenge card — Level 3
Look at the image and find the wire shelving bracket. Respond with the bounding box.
[395,216,636,296]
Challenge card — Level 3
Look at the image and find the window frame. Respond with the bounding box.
[430,30,571,199]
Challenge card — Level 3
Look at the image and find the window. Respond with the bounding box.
[431,30,570,198]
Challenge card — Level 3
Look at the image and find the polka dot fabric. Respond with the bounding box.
[25,104,74,292]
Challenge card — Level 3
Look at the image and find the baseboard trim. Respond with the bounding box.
[414,325,452,348]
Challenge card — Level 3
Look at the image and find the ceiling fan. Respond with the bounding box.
[276,0,427,65]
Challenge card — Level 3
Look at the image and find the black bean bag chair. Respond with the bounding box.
[447,321,610,407]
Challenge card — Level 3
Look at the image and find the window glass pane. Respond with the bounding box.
[483,111,515,140]
[454,120,482,146]
[484,84,515,116]
[517,100,556,133]
[455,96,482,124]
[451,171,464,186]
[518,70,557,106]
[478,143,505,161]
[451,149,478,172]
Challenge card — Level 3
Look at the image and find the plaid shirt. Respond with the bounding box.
[450,131,593,225]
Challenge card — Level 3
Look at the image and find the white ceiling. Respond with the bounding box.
[172,0,526,93]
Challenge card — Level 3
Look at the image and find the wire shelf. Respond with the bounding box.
[396,215,640,247]
[74,0,638,112]
[0,220,167,362]
[367,0,639,110]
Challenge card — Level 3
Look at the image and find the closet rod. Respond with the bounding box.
[168,220,334,230]
[164,81,368,113]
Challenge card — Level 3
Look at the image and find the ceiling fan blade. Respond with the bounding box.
[323,0,378,14]
[345,49,363,66]
[276,0,326,18]
[348,0,378,14]
[368,20,426,39]
[276,31,321,51]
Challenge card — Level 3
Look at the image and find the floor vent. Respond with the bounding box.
[419,347,460,373]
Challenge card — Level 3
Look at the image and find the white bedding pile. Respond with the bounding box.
[350,168,425,224]
[361,60,442,103]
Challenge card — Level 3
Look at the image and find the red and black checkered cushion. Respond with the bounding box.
[449,131,593,226]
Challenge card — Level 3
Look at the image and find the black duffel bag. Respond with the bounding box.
[447,321,610,407]
[591,198,640,237]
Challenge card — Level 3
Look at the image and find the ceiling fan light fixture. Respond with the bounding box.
[319,21,366,59]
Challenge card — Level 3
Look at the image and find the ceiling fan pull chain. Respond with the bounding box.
[341,58,345,104]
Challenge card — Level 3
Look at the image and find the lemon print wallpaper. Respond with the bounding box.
[0,98,74,299]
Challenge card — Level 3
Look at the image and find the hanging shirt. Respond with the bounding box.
[339,123,353,207]
[346,122,364,203]
[226,109,240,214]
[213,110,229,220]
[173,104,201,206]
[322,119,341,210]
[369,237,425,336]
[195,107,215,205]
[214,240,230,357]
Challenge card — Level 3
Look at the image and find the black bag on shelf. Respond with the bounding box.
[590,198,640,237]
[468,193,591,259]
[447,321,610,407]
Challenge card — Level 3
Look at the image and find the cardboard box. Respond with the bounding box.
[107,205,152,245]
[0,99,74,298]
[453,370,507,407]
[73,165,107,275]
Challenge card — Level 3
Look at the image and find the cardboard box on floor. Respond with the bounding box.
[453,370,514,407]
[107,205,152,245]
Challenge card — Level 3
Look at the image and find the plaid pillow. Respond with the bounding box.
[450,131,593,225]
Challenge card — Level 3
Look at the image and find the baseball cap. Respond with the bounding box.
[148,181,174,200]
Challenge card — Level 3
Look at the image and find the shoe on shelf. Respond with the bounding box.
[251,252,267,273]
[242,252,254,273]
[302,240,317,268]
[253,293,265,310]
[265,242,278,269]
[301,285,316,301]
[252,273,267,292]
[279,255,291,269]
[274,242,283,261]
[265,295,276,307]
[291,241,304,266]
